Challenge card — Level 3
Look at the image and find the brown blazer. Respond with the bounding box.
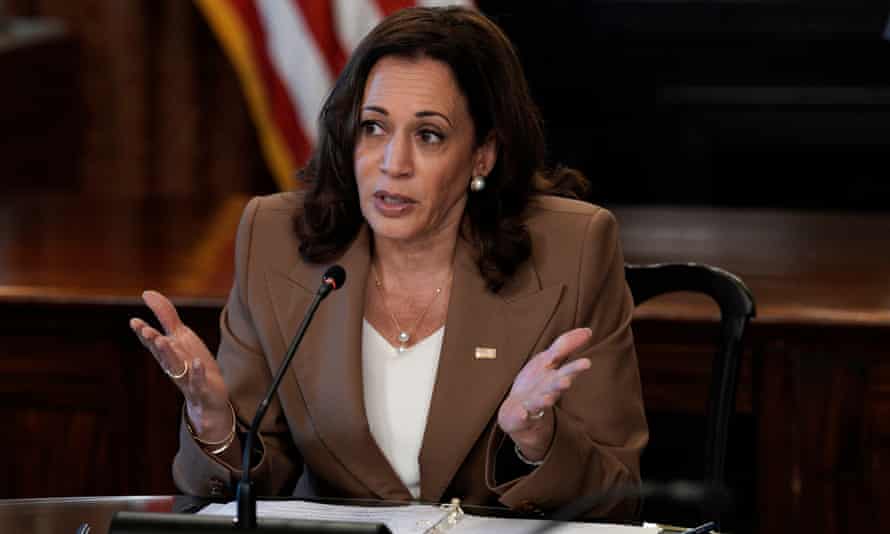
[172,192,648,517]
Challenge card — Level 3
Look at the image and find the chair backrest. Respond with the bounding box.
[624,262,756,488]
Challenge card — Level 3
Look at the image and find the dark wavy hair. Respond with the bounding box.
[295,6,588,292]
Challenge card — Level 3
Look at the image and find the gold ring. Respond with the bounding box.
[523,401,545,420]
[165,359,189,379]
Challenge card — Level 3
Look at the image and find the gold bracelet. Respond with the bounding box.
[514,443,545,467]
[186,401,237,454]
[204,429,236,455]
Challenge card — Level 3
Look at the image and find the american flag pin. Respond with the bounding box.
[474,347,497,360]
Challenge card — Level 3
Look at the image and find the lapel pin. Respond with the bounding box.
[474,347,497,360]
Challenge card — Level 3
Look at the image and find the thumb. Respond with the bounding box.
[142,290,183,335]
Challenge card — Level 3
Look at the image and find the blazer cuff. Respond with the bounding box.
[172,406,270,498]
[485,406,599,513]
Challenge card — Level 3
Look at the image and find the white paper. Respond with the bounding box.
[199,500,448,533]
[199,499,660,533]
[453,514,659,533]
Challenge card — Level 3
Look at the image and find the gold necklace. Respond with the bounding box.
[372,266,449,353]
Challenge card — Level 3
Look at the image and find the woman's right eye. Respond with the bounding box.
[360,121,384,136]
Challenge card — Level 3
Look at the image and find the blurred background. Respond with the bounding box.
[2,1,889,207]
[2,2,890,534]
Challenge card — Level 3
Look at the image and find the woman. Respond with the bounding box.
[130,6,647,519]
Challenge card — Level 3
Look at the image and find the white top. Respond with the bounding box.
[361,319,444,499]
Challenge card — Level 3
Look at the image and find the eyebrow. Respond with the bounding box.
[362,106,453,127]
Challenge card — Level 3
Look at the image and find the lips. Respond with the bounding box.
[373,190,417,205]
[372,190,417,217]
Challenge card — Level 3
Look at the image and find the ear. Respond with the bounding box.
[472,132,498,177]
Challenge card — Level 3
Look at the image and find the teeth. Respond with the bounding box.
[382,195,405,204]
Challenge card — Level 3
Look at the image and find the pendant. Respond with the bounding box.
[397,344,407,354]
[398,331,410,344]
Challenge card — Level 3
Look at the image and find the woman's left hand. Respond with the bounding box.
[497,327,593,463]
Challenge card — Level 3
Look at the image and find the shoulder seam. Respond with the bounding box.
[529,196,603,217]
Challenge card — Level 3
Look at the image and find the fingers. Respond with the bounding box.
[500,329,595,437]
[500,396,547,434]
[152,336,190,381]
[129,316,187,382]
[543,327,593,369]
[556,356,592,378]
[523,393,557,413]
[141,290,184,336]
[520,356,592,414]
[130,299,227,419]
[130,317,163,356]
[543,357,591,394]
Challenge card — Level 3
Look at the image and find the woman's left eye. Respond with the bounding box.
[418,129,444,145]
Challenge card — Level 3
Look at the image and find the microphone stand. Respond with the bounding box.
[236,271,340,529]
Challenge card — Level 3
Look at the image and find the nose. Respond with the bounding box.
[380,133,413,178]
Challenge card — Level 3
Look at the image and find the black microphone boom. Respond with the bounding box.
[237,265,346,529]
[110,265,392,533]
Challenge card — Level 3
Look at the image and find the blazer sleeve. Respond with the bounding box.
[485,207,648,518]
[172,196,300,498]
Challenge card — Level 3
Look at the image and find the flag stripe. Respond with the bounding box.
[294,0,348,79]
[332,0,383,54]
[195,0,302,189]
[374,0,416,15]
[236,0,317,187]
[231,0,312,162]
[418,0,474,7]
[256,0,335,145]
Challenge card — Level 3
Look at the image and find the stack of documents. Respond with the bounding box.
[200,500,661,533]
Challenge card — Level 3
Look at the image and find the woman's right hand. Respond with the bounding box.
[130,290,232,442]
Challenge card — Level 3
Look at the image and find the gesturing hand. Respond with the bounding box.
[497,328,593,462]
[129,290,232,441]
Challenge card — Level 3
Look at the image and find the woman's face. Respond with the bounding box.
[354,55,495,247]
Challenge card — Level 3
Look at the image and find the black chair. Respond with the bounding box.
[624,262,756,527]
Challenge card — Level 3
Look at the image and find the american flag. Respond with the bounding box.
[195,0,474,190]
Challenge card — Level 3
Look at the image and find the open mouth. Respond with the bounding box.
[374,191,417,205]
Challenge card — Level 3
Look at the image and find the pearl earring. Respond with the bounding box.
[470,175,486,192]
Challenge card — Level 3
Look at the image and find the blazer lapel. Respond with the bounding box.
[266,226,410,500]
[418,239,565,502]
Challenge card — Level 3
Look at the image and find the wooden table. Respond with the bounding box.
[0,495,180,534]
[1,194,888,534]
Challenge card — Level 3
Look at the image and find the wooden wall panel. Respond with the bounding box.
[0,300,221,499]
[0,19,80,192]
[865,371,890,534]
[3,0,275,198]
[152,0,199,197]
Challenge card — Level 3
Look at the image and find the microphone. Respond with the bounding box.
[237,265,346,529]
[109,265,391,533]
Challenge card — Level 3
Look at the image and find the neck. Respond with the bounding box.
[372,226,459,291]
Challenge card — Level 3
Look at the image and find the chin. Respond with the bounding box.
[370,225,420,243]
[364,216,417,242]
